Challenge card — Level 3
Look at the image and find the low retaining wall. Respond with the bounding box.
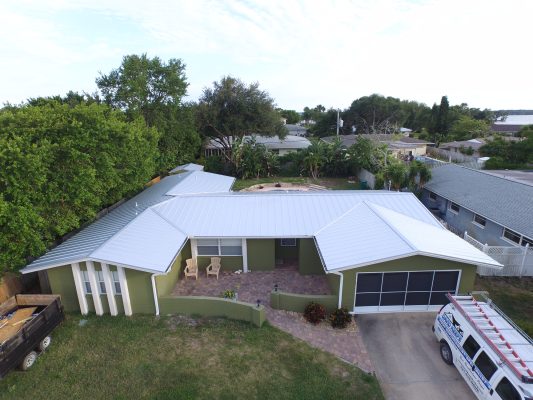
[270,291,338,313]
[158,296,266,327]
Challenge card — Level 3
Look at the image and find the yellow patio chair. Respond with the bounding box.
[184,258,198,280]
[206,257,221,280]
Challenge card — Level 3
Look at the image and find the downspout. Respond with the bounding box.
[151,274,161,316]
[331,271,344,309]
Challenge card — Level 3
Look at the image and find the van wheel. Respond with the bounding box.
[440,341,453,365]
[20,351,37,371]
[38,336,51,352]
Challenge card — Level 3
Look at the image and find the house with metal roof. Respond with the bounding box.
[322,134,433,157]
[421,164,533,248]
[22,170,500,316]
[204,135,310,157]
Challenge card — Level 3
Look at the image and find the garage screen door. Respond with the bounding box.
[354,270,460,313]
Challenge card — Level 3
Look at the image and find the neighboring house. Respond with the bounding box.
[422,164,533,248]
[204,135,311,157]
[21,170,499,316]
[439,139,485,157]
[168,163,204,174]
[399,127,412,136]
[285,124,307,137]
[322,134,433,157]
[492,114,533,136]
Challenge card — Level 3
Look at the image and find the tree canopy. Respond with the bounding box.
[0,100,159,273]
[97,54,200,172]
[196,76,286,158]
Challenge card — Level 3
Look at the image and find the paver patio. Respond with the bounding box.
[172,266,374,373]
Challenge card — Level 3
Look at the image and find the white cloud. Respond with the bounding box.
[1,0,532,109]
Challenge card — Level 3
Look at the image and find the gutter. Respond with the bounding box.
[330,271,344,309]
[151,274,161,316]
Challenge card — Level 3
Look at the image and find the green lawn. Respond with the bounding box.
[0,315,383,400]
[233,176,360,191]
[474,276,533,337]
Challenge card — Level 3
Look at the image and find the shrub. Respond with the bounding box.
[329,308,352,329]
[222,290,236,299]
[304,302,327,325]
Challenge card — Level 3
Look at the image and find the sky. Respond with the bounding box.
[1,0,532,111]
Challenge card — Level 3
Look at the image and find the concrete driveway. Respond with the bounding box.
[358,313,475,400]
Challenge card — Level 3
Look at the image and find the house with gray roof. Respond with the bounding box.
[421,164,533,247]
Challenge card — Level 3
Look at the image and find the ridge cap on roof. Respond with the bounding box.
[364,201,418,251]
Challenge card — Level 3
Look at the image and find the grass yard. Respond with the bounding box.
[233,176,360,191]
[0,314,383,400]
[474,276,533,337]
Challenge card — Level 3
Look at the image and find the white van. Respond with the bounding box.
[433,292,533,400]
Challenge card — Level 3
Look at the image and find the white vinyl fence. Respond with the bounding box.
[464,232,533,277]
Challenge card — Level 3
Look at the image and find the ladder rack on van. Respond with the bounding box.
[447,292,533,384]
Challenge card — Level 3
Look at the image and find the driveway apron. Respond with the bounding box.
[358,313,475,400]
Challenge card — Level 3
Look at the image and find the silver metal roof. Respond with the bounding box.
[169,163,204,174]
[22,175,500,275]
[22,171,235,273]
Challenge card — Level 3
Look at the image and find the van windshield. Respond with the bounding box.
[495,377,520,400]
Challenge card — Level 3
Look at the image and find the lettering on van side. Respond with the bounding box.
[437,313,493,391]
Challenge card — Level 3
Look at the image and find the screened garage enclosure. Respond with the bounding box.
[354,270,461,313]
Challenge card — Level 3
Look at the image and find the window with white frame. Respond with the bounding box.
[81,270,92,294]
[503,228,521,245]
[111,270,122,295]
[196,239,242,256]
[96,271,106,294]
[280,238,297,247]
[473,214,486,228]
[429,192,437,201]
[449,202,460,213]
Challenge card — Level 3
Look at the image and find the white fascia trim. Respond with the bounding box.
[326,250,502,273]
[21,258,89,274]
[312,236,329,274]
[326,251,420,272]
[415,251,503,268]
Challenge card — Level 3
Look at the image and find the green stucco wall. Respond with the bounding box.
[270,291,338,313]
[275,239,299,261]
[156,240,191,296]
[335,256,476,309]
[47,265,79,312]
[247,239,275,271]
[125,269,155,314]
[197,256,243,271]
[326,273,340,295]
[298,239,325,275]
[158,296,266,327]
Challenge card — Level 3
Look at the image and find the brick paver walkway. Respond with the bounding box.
[172,267,374,373]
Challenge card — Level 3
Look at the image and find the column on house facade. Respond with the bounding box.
[86,261,104,316]
[242,238,248,273]
[101,263,118,316]
[117,266,132,316]
[71,262,89,315]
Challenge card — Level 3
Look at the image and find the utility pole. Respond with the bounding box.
[336,109,343,136]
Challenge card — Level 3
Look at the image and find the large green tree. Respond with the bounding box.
[0,101,159,273]
[449,116,490,141]
[196,76,286,162]
[97,54,200,172]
